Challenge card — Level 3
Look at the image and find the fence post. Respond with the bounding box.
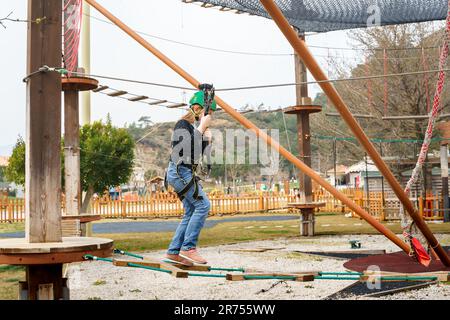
[418,196,424,218]
[121,200,127,219]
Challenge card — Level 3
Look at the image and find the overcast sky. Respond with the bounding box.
[0,0,359,156]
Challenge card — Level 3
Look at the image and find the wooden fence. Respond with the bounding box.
[313,188,446,221]
[0,189,447,223]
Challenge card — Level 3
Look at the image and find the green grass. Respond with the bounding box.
[0,213,450,300]
[98,214,450,253]
[0,265,25,300]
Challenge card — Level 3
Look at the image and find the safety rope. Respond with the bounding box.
[383,49,389,117]
[113,249,246,273]
[84,11,445,57]
[83,255,441,282]
[399,0,450,252]
[365,55,372,110]
[63,0,82,75]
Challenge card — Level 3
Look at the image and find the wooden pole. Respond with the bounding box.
[83,0,410,254]
[25,0,63,299]
[438,121,450,222]
[259,0,450,266]
[293,31,315,235]
[440,144,449,221]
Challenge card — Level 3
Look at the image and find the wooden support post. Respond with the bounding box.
[113,258,189,278]
[438,121,450,222]
[292,32,316,236]
[24,0,63,300]
[259,0,450,266]
[26,0,62,243]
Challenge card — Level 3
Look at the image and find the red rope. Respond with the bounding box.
[421,47,431,113]
[365,55,372,109]
[62,0,82,74]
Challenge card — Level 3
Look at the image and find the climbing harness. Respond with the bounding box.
[22,65,68,83]
[399,0,450,257]
[198,83,215,177]
[403,223,431,267]
[166,84,216,200]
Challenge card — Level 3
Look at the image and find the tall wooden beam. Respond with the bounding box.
[26,0,62,243]
[259,0,450,266]
[294,32,311,201]
[64,0,81,217]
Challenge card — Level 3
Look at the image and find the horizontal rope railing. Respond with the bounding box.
[0,189,446,223]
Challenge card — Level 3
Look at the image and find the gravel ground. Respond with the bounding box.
[67,234,450,300]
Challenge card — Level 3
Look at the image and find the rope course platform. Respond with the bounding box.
[62,76,98,92]
[382,114,450,121]
[283,105,322,115]
[325,113,375,119]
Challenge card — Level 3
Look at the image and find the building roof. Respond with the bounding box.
[149,176,164,183]
[346,160,379,174]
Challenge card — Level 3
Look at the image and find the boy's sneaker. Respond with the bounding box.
[165,254,194,267]
[179,249,208,264]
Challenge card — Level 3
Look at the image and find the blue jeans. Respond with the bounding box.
[166,162,211,255]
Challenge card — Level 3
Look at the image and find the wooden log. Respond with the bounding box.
[163,260,212,272]
[226,273,315,282]
[157,260,190,278]
[363,270,450,282]
[64,90,81,217]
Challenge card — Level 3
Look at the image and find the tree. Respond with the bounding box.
[6,119,135,212]
[5,136,25,186]
[310,23,449,174]
[80,119,135,212]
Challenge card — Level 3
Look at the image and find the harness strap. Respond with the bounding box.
[174,163,203,201]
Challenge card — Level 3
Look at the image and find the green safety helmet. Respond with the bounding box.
[189,91,217,111]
